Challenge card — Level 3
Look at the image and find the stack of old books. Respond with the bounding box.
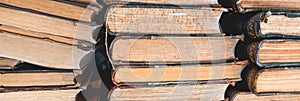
[1,0,300,100]
[0,0,100,100]
[101,0,300,101]
[103,0,247,100]
[226,4,300,100]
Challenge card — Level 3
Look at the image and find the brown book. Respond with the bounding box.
[249,39,300,68]
[0,70,78,87]
[0,25,78,46]
[106,0,300,11]
[225,82,300,101]
[0,0,96,22]
[106,6,229,35]
[113,61,248,85]
[106,0,221,6]
[110,83,229,101]
[227,91,300,101]
[109,36,241,65]
[0,31,91,69]
[237,0,300,11]
[247,67,300,95]
[0,89,81,101]
[70,0,98,5]
[246,12,300,39]
[0,6,96,43]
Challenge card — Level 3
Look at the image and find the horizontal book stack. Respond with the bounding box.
[1,0,299,100]
[224,2,300,101]
[97,0,300,101]
[0,63,81,101]
[101,0,250,100]
[0,0,100,100]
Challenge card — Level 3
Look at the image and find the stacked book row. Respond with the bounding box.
[0,0,101,100]
[98,0,300,100]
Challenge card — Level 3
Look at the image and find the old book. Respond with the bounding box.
[113,61,248,85]
[225,81,300,101]
[246,12,300,39]
[70,0,98,5]
[106,0,221,6]
[0,57,19,69]
[0,70,78,87]
[249,39,300,68]
[247,67,300,94]
[106,0,300,11]
[226,91,300,101]
[0,6,96,43]
[106,6,231,35]
[109,36,241,65]
[0,25,78,46]
[0,0,96,22]
[236,0,300,11]
[0,31,91,69]
[0,89,80,101]
[110,83,229,101]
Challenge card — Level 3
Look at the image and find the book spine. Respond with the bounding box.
[248,42,260,66]
[224,84,240,101]
[245,12,265,40]
[246,65,260,95]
